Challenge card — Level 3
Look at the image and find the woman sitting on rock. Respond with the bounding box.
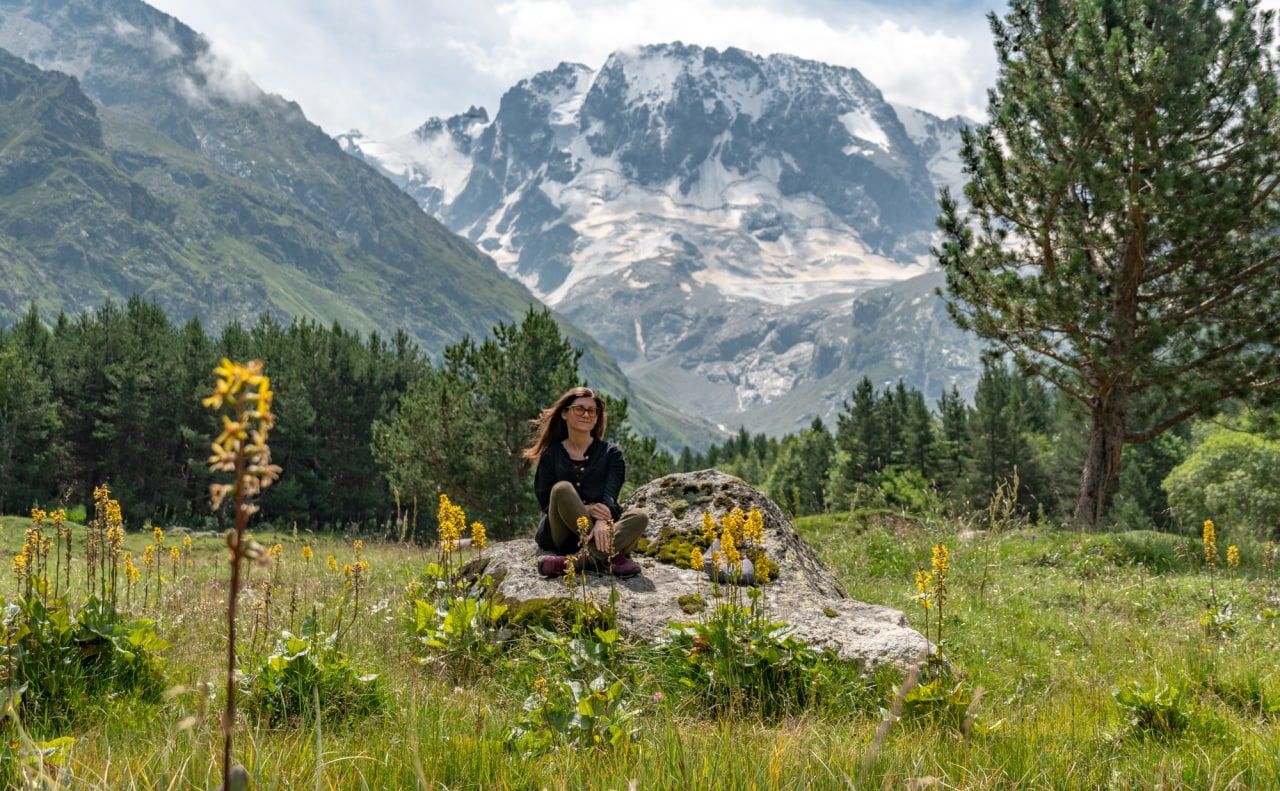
[525,386,648,579]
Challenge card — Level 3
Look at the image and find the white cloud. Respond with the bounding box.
[147,0,996,137]
[463,0,990,120]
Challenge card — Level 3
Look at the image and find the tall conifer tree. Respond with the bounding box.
[937,0,1280,525]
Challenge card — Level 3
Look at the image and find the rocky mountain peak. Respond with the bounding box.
[345,41,984,433]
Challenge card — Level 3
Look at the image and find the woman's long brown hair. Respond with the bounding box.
[522,386,607,463]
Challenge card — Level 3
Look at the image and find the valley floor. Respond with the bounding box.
[2,513,1278,790]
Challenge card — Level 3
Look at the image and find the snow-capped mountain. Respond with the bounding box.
[342,43,981,434]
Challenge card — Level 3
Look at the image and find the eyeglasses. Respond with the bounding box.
[567,405,598,418]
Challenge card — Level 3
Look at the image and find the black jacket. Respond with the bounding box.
[533,438,625,554]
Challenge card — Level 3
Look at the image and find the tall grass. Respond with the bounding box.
[1,511,1278,789]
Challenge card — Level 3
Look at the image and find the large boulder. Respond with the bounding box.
[471,470,929,668]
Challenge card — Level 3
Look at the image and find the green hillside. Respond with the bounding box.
[0,1,719,449]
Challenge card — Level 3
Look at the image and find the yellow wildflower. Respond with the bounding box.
[689,546,704,570]
[170,546,180,564]
[30,507,46,526]
[701,511,717,544]
[756,554,772,584]
[11,553,26,578]
[470,521,487,551]
[353,539,364,558]
[269,543,283,560]
[143,544,156,568]
[1227,545,1240,568]
[576,515,591,534]
[153,525,164,545]
[302,544,314,564]
[1203,519,1218,567]
[343,563,355,579]
[722,529,742,568]
[915,569,933,609]
[124,552,140,584]
[326,554,338,572]
[534,677,548,696]
[437,494,466,553]
[931,544,950,577]
[563,557,577,588]
[744,508,765,545]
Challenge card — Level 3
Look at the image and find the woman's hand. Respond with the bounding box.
[586,502,612,522]
[589,520,613,553]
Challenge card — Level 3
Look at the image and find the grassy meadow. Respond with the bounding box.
[1,509,1278,790]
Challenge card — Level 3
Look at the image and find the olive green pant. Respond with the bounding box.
[547,480,648,563]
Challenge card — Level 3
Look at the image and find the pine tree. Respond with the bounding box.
[936,386,969,493]
[937,0,1280,525]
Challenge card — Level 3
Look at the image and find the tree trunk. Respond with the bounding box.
[1073,393,1128,527]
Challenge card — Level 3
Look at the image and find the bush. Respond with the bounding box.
[1163,422,1280,538]
[1114,681,1190,739]
[662,590,825,718]
[242,628,384,726]
[1,596,167,731]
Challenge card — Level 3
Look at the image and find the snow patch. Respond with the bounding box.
[839,108,890,153]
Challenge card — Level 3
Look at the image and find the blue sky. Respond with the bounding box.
[147,0,1004,138]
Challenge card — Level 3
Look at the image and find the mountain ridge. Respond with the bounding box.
[344,42,984,434]
[0,1,721,450]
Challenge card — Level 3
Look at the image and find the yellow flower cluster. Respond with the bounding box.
[1203,519,1218,567]
[930,543,950,607]
[269,543,284,560]
[302,544,314,564]
[576,514,591,535]
[143,544,156,569]
[689,546,704,570]
[931,544,950,576]
[30,507,46,526]
[205,358,281,511]
[124,552,140,585]
[743,509,764,545]
[1226,545,1240,568]
[722,529,742,568]
[170,545,180,566]
[471,521,487,551]
[11,552,26,579]
[182,535,193,567]
[437,494,467,553]
[153,525,165,545]
[915,569,934,610]
[701,512,717,544]
[326,554,338,572]
[93,485,111,513]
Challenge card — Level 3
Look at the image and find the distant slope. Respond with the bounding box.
[0,1,721,449]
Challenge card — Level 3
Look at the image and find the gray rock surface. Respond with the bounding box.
[471,470,930,668]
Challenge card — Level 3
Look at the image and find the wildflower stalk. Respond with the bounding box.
[204,358,281,790]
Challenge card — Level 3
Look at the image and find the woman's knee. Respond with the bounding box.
[550,480,578,502]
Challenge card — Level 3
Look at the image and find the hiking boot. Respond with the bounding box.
[609,553,641,579]
[537,555,568,577]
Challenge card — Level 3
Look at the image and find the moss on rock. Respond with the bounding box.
[677,594,706,614]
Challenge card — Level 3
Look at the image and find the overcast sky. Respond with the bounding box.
[146,0,1003,139]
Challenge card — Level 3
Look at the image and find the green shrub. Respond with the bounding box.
[1108,531,1197,572]
[663,591,824,718]
[1,596,167,731]
[509,627,638,755]
[242,628,384,727]
[1163,422,1280,538]
[1114,680,1190,738]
